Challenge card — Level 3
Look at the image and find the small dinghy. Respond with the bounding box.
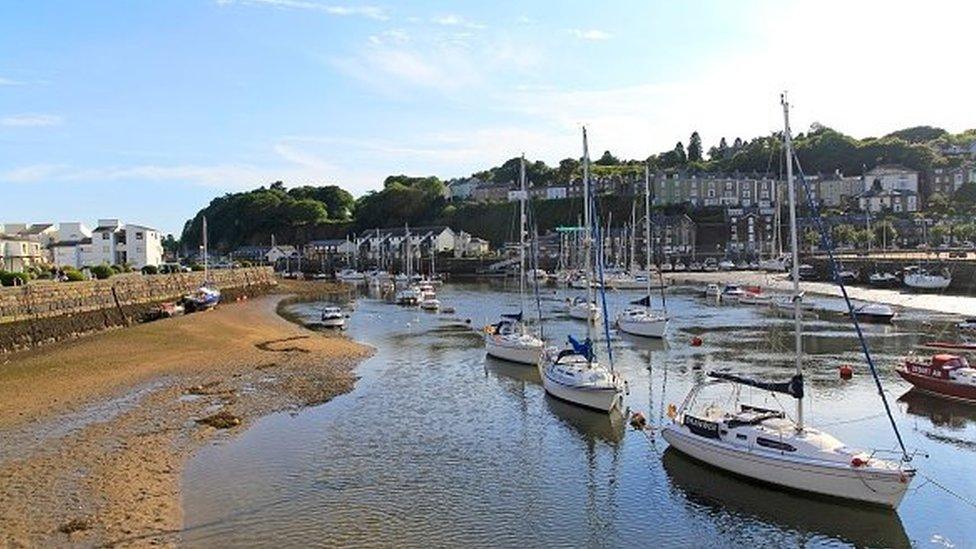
[320,306,345,328]
[851,303,896,323]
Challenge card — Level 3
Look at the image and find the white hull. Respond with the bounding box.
[485,335,543,365]
[420,299,440,311]
[320,317,345,328]
[617,316,668,338]
[568,302,601,322]
[540,369,622,413]
[661,426,911,508]
[904,274,951,290]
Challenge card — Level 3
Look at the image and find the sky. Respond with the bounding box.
[2,0,975,235]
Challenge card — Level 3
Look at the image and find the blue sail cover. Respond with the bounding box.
[631,295,652,306]
[501,312,523,321]
[567,335,595,362]
[709,371,804,399]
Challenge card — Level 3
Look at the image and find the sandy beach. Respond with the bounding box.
[665,270,976,317]
[0,286,370,547]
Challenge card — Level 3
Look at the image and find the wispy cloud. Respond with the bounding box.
[431,14,485,29]
[0,77,23,86]
[217,0,388,20]
[569,29,612,41]
[1,114,63,127]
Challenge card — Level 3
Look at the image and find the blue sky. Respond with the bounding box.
[2,0,974,235]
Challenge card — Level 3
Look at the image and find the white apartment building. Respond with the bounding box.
[84,219,163,269]
[863,165,919,193]
[0,236,45,272]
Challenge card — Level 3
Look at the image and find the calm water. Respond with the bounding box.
[183,283,976,548]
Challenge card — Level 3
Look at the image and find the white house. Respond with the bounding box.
[0,236,45,272]
[85,219,163,269]
[265,245,300,264]
[857,188,919,214]
[863,165,919,193]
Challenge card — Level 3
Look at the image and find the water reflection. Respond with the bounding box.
[899,389,976,429]
[545,396,626,445]
[662,449,911,548]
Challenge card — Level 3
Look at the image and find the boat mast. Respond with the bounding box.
[202,216,209,282]
[583,127,594,344]
[782,92,804,431]
[519,154,527,325]
[644,165,653,310]
[630,200,637,273]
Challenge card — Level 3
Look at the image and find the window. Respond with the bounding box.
[102,232,110,239]
[707,189,716,198]
[136,232,144,240]
[756,437,796,452]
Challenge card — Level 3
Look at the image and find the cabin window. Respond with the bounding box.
[756,437,796,452]
[736,434,747,440]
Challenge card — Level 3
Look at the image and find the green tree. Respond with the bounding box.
[831,224,856,247]
[851,228,873,249]
[804,229,820,251]
[884,126,948,144]
[556,158,580,182]
[594,150,620,166]
[687,132,703,162]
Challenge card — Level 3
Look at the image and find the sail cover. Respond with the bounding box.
[630,295,652,306]
[501,312,523,321]
[708,371,804,399]
[567,335,595,362]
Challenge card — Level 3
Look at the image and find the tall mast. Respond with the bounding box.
[518,154,527,321]
[202,216,208,280]
[782,92,804,431]
[630,200,637,272]
[582,127,594,342]
[644,165,653,308]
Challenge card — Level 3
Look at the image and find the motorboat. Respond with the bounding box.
[704,283,721,298]
[837,268,859,283]
[664,94,915,508]
[527,268,549,282]
[735,260,749,270]
[688,261,702,272]
[673,261,687,272]
[718,259,735,271]
[320,306,345,328]
[798,264,818,281]
[868,272,899,288]
[903,266,951,291]
[661,262,673,272]
[539,336,624,413]
[737,291,772,305]
[896,354,976,403]
[418,283,440,310]
[851,303,896,323]
[703,259,718,272]
[184,285,220,312]
[484,312,544,365]
[395,286,420,306]
[721,284,746,300]
[959,318,976,332]
[567,296,600,322]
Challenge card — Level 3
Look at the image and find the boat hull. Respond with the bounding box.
[568,303,601,322]
[896,368,976,403]
[617,317,667,338]
[319,317,345,328]
[485,336,543,365]
[661,425,911,508]
[540,370,621,413]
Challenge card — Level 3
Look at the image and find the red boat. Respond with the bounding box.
[896,354,976,403]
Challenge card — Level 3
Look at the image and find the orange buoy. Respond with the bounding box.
[839,365,853,380]
[851,456,867,467]
[691,336,703,347]
[629,411,647,430]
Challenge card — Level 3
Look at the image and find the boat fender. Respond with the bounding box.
[667,404,677,419]
[839,365,853,380]
[629,412,647,430]
[851,456,867,467]
[691,336,703,347]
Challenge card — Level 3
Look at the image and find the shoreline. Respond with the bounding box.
[664,270,975,317]
[0,286,371,547]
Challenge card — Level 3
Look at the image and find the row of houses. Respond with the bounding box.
[447,165,939,215]
[0,219,164,272]
[230,226,492,270]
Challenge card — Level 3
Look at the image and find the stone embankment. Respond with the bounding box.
[0,267,276,353]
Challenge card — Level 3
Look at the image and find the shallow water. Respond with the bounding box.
[183,283,976,548]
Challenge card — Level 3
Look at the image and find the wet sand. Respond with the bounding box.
[0,289,371,547]
[666,270,975,317]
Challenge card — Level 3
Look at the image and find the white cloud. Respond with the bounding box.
[431,14,485,29]
[217,0,388,20]
[1,114,63,127]
[569,29,612,41]
[0,77,23,86]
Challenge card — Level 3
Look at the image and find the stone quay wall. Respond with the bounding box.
[0,267,276,353]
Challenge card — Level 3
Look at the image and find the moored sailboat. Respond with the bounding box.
[662,93,915,509]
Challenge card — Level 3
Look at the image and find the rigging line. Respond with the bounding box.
[592,192,615,370]
[919,471,976,510]
[791,149,911,462]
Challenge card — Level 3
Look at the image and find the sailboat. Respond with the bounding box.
[541,128,624,413]
[661,94,915,508]
[395,225,421,306]
[566,130,601,323]
[184,216,221,312]
[485,155,545,365]
[616,165,669,338]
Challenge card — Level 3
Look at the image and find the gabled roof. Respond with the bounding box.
[19,223,54,235]
[52,238,93,247]
[93,225,121,232]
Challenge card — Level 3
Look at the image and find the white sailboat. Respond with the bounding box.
[395,225,421,306]
[566,133,601,323]
[541,128,624,413]
[616,165,669,339]
[485,155,545,365]
[662,94,915,508]
[184,216,221,312]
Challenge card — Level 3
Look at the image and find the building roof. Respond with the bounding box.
[18,223,53,235]
[268,245,298,254]
[93,225,121,232]
[52,238,93,247]
[306,239,350,247]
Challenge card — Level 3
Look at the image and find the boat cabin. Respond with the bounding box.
[904,354,970,379]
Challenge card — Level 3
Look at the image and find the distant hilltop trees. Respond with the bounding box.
[179,124,976,252]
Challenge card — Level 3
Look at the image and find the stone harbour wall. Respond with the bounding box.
[0,267,276,353]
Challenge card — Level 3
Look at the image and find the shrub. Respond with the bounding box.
[190,264,205,272]
[63,269,85,282]
[141,265,159,275]
[90,265,114,280]
[0,272,30,286]
[109,264,123,274]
